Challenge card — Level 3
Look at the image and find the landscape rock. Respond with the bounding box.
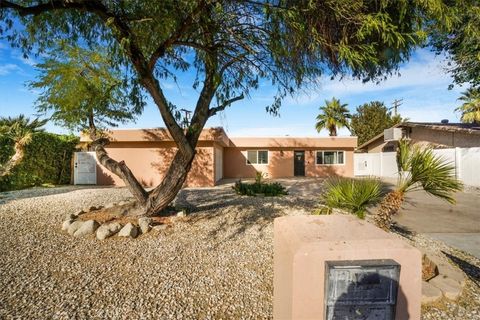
[152,224,168,232]
[117,223,138,238]
[61,219,74,231]
[430,276,463,300]
[104,202,116,209]
[428,253,466,287]
[96,222,122,240]
[422,281,443,304]
[176,211,186,217]
[138,217,152,234]
[73,220,100,237]
[67,220,84,235]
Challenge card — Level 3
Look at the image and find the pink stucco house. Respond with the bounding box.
[82,127,357,187]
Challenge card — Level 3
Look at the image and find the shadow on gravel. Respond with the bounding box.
[442,251,480,287]
[175,185,319,242]
[0,185,113,205]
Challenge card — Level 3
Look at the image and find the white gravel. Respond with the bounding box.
[0,183,478,319]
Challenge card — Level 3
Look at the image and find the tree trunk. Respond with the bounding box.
[374,190,405,230]
[144,149,195,216]
[0,142,25,177]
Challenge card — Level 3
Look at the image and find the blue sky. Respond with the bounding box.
[0,40,466,137]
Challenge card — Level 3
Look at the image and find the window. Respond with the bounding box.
[246,150,268,164]
[316,151,345,165]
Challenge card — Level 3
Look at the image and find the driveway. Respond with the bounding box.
[389,185,480,258]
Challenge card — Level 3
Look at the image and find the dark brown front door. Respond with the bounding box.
[294,151,305,176]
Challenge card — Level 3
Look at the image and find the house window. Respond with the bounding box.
[316,151,345,165]
[246,150,268,164]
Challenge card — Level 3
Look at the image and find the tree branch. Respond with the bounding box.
[209,94,244,117]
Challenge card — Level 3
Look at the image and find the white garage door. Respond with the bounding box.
[74,152,97,185]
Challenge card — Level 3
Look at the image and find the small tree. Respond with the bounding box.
[29,44,145,140]
[374,140,463,230]
[315,98,351,136]
[0,115,47,177]
[456,87,480,123]
[351,101,404,145]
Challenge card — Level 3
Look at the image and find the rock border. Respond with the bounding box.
[60,203,181,240]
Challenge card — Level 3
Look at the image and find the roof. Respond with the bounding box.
[357,122,480,150]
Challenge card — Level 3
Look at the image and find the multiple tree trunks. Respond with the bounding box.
[374,190,405,230]
[0,142,25,177]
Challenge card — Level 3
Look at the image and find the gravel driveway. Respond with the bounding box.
[0,182,479,319]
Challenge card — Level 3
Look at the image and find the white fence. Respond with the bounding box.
[354,147,480,187]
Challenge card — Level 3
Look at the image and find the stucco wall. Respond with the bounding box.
[97,141,215,187]
[223,147,354,179]
[410,127,480,148]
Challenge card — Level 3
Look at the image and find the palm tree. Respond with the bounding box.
[456,87,480,123]
[315,97,351,136]
[0,115,47,177]
[374,140,463,230]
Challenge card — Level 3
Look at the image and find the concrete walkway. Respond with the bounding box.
[392,187,480,258]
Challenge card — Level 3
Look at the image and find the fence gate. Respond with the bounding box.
[74,152,97,185]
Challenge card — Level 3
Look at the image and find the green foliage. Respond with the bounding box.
[315,98,351,136]
[456,87,480,123]
[350,101,405,145]
[396,139,463,203]
[318,177,382,219]
[255,171,266,184]
[429,1,480,88]
[233,180,287,197]
[0,132,79,191]
[0,115,47,146]
[29,43,145,135]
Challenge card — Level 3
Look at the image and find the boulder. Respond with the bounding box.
[422,281,442,304]
[118,223,139,238]
[138,217,152,234]
[62,219,75,231]
[96,222,122,240]
[67,221,84,235]
[73,220,100,237]
[429,276,462,300]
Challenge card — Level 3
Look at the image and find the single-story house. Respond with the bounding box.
[357,121,480,153]
[79,127,357,187]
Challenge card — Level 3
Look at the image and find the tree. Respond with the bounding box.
[374,140,462,230]
[29,44,145,140]
[351,101,404,145]
[429,1,480,88]
[456,87,480,123]
[315,98,350,136]
[0,0,457,216]
[0,115,47,177]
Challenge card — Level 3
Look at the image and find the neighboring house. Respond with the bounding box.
[355,121,480,186]
[357,121,480,152]
[77,127,357,187]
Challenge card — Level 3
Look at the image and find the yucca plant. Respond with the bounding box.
[374,140,463,230]
[319,177,382,219]
[0,115,47,177]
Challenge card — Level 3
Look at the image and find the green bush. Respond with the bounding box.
[233,180,287,197]
[318,177,382,219]
[0,132,79,191]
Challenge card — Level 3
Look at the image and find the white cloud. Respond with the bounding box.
[0,63,20,76]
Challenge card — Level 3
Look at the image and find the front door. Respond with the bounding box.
[294,151,305,176]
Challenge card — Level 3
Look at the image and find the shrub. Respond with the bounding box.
[233,180,287,197]
[318,177,382,219]
[0,132,79,191]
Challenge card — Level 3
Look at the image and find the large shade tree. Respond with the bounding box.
[29,43,146,140]
[0,0,456,216]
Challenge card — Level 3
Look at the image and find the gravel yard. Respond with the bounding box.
[0,181,479,319]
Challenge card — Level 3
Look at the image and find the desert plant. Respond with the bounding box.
[374,140,463,229]
[0,115,47,177]
[255,171,266,184]
[315,98,351,136]
[456,87,480,123]
[233,180,287,197]
[318,177,382,219]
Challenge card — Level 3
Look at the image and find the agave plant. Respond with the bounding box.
[374,139,463,230]
[0,115,47,177]
[319,177,382,219]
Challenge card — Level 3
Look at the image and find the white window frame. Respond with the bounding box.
[246,150,269,165]
[315,150,346,166]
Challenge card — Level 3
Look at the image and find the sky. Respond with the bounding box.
[0,40,466,138]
